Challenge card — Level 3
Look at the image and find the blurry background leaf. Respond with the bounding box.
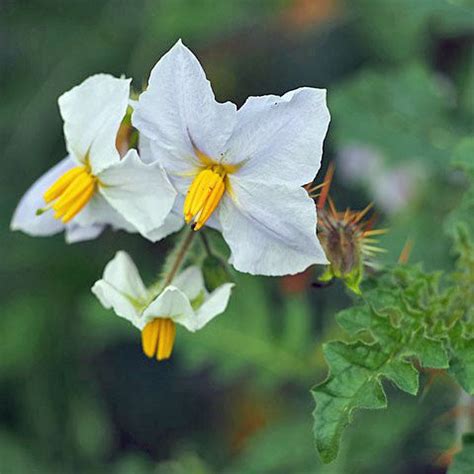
[447,433,474,474]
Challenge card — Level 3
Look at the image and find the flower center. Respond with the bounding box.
[141,318,176,361]
[183,165,227,230]
[43,166,97,223]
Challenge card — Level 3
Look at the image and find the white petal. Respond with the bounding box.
[225,88,330,186]
[143,211,184,242]
[137,134,155,164]
[188,283,234,332]
[102,250,148,301]
[92,280,141,327]
[98,149,177,238]
[142,286,194,330]
[132,40,236,188]
[10,156,76,237]
[65,223,105,244]
[74,193,137,232]
[171,266,205,301]
[91,251,148,326]
[219,177,328,276]
[58,74,130,174]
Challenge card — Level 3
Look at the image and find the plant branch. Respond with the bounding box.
[162,227,196,287]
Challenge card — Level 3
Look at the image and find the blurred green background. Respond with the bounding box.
[1,1,473,473]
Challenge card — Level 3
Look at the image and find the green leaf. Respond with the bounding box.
[179,273,316,387]
[452,137,474,176]
[313,264,458,463]
[449,323,474,395]
[448,433,474,474]
[312,341,388,463]
[410,331,449,369]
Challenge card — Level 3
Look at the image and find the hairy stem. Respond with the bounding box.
[147,227,198,301]
[162,227,195,287]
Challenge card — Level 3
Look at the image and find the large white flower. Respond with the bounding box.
[132,40,331,276]
[11,74,180,243]
[92,251,233,361]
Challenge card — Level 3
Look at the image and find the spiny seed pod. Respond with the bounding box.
[309,164,387,294]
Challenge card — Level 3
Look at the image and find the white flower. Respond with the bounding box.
[91,251,234,361]
[132,40,330,276]
[11,74,180,243]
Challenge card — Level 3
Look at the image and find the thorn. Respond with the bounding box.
[317,162,335,210]
[352,202,374,224]
[398,238,414,264]
[328,196,338,217]
[363,228,389,237]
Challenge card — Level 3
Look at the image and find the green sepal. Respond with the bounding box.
[318,264,363,295]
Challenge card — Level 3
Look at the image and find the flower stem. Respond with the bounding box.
[162,227,195,287]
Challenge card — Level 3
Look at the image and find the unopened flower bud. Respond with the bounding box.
[202,254,233,292]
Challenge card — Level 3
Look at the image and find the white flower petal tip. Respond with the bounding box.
[91,251,148,326]
[10,156,75,238]
[58,73,131,174]
[188,282,234,332]
[65,223,104,244]
[131,40,237,186]
[132,41,331,276]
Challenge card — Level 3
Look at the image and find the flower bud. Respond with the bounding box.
[202,254,233,292]
[318,220,364,294]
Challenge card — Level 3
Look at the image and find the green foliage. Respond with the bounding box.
[446,138,474,241]
[448,434,474,474]
[331,64,461,168]
[179,273,318,387]
[452,138,474,176]
[313,265,448,462]
[223,397,421,474]
[350,0,474,63]
[313,210,474,463]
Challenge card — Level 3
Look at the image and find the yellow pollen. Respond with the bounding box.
[43,166,97,223]
[141,318,176,361]
[183,167,226,231]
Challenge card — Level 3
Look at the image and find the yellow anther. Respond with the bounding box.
[183,167,226,230]
[59,183,95,223]
[141,318,176,361]
[43,166,97,223]
[44,167,84,203]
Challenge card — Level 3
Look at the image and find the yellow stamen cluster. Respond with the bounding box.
[141,318,176,361]
[43,166,97,223]
[184,166,226,230]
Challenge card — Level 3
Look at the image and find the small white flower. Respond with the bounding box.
[91,251,234,361]
[11,74,180,242]
[133,40,330,276]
